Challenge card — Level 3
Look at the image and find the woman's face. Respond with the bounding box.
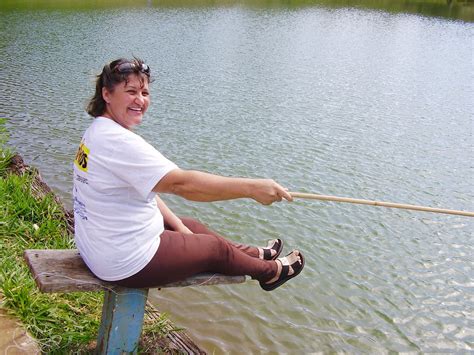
[102,74,150,130]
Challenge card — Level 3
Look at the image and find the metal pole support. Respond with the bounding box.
[96,287,149,354]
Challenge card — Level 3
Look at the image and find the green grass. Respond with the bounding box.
[0,118,172,352]
[0,123,103,351]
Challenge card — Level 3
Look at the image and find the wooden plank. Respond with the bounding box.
[24,249,246,293]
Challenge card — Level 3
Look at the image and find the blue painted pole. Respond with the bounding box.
[96,287,149,354]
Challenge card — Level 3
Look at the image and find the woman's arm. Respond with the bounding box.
[153,169,292,205]
[155,195,192,234]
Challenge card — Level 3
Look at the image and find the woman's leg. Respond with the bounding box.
[115,229,278,288]
[177,217,259,258]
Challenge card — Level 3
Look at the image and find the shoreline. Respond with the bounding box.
[0,146,205,352]
[1,0,473,22]
[0,296,40,354]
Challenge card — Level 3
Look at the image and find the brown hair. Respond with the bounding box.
[86,57,151,117]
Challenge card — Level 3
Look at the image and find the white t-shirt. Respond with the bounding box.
[73,117,178,281]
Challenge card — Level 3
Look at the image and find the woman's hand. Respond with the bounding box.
[155,195,193,233]
[250,179,293,205]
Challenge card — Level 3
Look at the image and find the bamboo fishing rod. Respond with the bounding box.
[289,192,474,217]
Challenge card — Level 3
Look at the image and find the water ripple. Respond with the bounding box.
[1,6,473,353]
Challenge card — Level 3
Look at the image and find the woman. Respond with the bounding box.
[73,57,304,291]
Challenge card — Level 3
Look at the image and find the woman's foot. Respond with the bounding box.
[260,250,305,291]
[258,239,283,260]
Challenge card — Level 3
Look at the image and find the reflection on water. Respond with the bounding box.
[0,3,473,354]
[1,0,473,21]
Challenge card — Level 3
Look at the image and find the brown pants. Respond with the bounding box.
[115,217,277,288]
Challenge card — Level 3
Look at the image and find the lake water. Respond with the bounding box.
[1,2,473,353]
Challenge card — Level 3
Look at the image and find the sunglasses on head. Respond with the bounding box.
[113,62,150,75]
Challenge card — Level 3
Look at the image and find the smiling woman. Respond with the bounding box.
[73,57,305,292]
[87,58,150,129]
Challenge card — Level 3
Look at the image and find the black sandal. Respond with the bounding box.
[260,250,305,291]
[262,239,283,260]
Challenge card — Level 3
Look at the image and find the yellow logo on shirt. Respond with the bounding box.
[74,142,89,172]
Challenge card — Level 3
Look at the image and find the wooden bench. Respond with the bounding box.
[24,249,246,354]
